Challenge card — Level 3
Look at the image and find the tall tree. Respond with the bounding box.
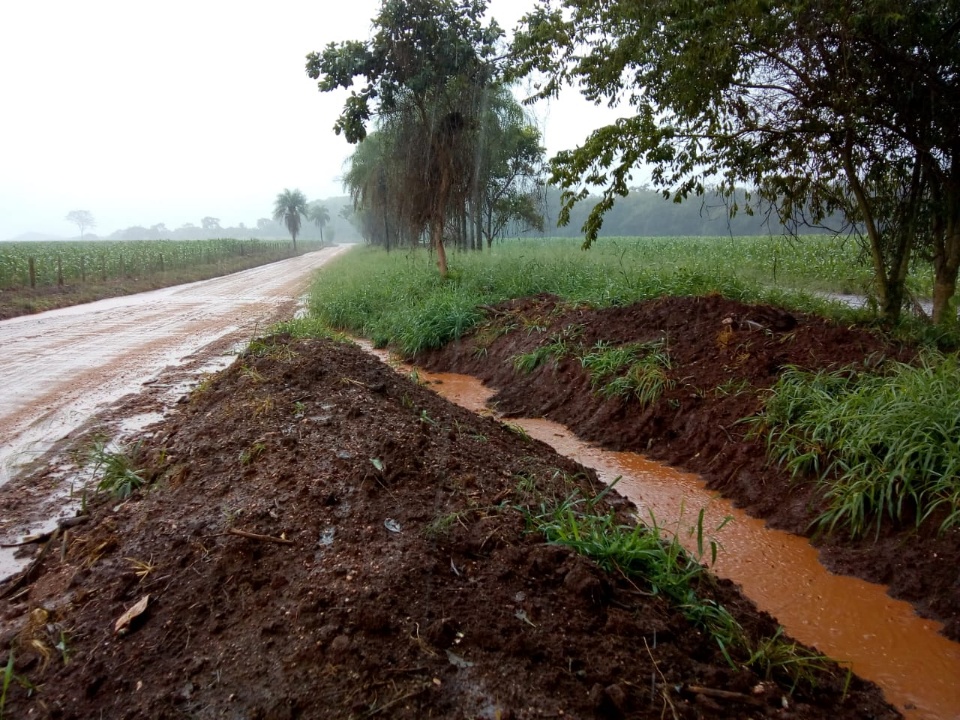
[342,131,400,249]
[65,210,96,240]
[307,0,502,276]
[273,189,309,250]
[308,202,331,244]
[473,86,546,245]
[510,0,960,323]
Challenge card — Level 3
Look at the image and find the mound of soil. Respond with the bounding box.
[0,336,896,719]
[418,293,960,640]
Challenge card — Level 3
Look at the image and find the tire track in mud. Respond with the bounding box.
[0,245,349,488]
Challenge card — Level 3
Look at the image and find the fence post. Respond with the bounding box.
[80,255,86,283]
[101,253,107,282]
[28,257,36,289]
[159,252,164,273]
[57,254,64,288]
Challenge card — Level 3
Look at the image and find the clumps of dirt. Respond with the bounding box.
[0,336,896,719]
[419,293,960,640]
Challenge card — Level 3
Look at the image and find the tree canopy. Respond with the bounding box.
[273,189,309,249]
[340,85,546,250]
[65,210,96,240]
[308,202,331,243]
[307,0,505,274]
[510,0,960,322]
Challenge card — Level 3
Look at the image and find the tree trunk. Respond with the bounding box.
[433,220,448,278]
[932,223,960,326]
[930,168,960,326]
[841,133,919,323]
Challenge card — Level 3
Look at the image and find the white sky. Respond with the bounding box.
[0,0,624,240]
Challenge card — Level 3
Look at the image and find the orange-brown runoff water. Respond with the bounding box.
[407,365,960,720]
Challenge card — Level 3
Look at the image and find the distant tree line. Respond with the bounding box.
[92,198,360,244]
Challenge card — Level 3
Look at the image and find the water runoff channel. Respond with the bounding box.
[359,343,960,720]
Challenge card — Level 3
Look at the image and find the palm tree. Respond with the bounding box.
[308,202,330,244]
[272,189,309,250]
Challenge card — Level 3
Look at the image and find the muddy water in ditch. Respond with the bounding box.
[404,365,960,720]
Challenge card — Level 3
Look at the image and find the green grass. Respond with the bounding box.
[755,354,960,537]
[300,239,960,541]
[88,439,146,499]
[0,650,13,720]
[306,238,874,356]
[0,239,315,290]
[511,324,584,373]
[523,488,836,689]
[580,339,674,405]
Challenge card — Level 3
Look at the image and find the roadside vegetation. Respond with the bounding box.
[0,238,324,318]
[754,356,960,539]
[307,238,952,356]
[305,241,960,542]
[524,490,838,689]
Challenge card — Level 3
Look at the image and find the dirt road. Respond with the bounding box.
[0,245,349,489]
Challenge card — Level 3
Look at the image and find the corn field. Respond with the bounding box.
[0,239,310,290]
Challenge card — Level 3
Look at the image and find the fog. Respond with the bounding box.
[0,0,623,241]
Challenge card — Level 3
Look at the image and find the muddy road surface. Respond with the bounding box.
[0,245,348,490]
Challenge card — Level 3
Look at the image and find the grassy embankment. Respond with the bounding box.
[0,238,323,318]
[289,237,960,541]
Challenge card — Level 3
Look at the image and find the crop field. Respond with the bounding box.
[0,238,312,290]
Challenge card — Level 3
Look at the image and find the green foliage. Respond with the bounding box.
[273,189,309,247]
[0,649,13,719]
[306,0,502,144]
[423,511,466,539]
[239,442,266,466]
[308,0,511,271]
[0,239,303,291]
[745,627,842,690]
[307,239,875,356]
[88,439,145,499]
[580,340,673,405]
[508,0,960,325]
[271,316,348,342]
[524,491,835,688]
[757,356,960,537]
[307,201,330,242]
[512,324,583,373]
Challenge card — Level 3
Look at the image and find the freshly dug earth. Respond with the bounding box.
[0,336,896,719]
[419,293,960,641]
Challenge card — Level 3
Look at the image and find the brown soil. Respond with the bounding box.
[418,293,960,641]
[0,335,897,719]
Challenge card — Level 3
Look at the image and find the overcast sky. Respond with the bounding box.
[0,0,624,240]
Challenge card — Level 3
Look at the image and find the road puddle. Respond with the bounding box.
[375,353,960,720]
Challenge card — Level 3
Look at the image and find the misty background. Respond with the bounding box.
[2,1,793,243]
[1,0,624,241]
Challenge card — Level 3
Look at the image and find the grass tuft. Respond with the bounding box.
[580,339,674,405]
[755,353,960,537]
[522,488,836,689]
[88,440,146,499]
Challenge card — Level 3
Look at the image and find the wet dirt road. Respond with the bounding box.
[0,245,349,488]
